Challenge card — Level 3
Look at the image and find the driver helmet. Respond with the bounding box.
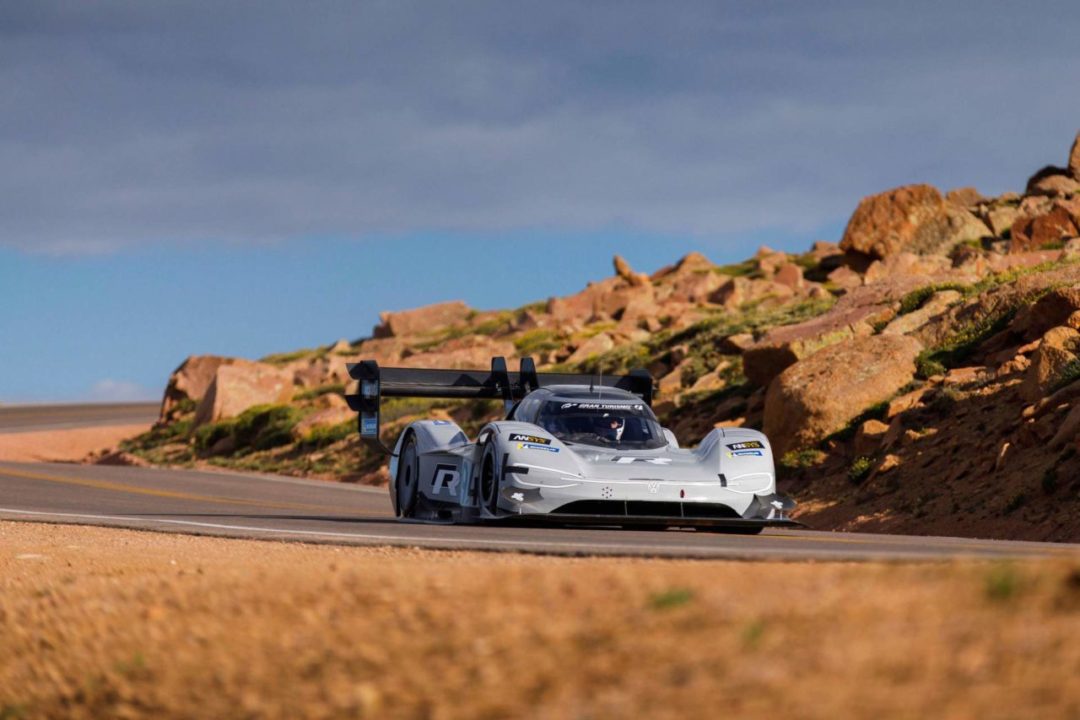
[598,413,626,442]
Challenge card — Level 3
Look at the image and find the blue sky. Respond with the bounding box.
[2,1,1079,402]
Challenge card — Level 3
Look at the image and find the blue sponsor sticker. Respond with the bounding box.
[517,442,560,453]
[730,449,763,457]
[432,420,452,426]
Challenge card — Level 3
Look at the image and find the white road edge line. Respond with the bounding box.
[0,507,926,557]
[0,507,727,553]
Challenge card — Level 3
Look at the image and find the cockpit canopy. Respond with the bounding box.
[510,387,667,450]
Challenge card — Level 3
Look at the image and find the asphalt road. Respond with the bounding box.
[1,404,1078,560]
[2,459,1079,561]
[0,402,159,432]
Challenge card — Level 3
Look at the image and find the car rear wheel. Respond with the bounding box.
[396,433,420,518]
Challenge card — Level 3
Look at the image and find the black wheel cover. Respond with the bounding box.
[397,434,420,517]
[480,445,499,514]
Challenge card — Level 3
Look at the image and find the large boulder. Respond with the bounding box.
[613,255,649,287]
[1022,326,1080,402]
[863,252,954,283]
[742,279,932,387]
[1010,205,1079,252]
[763,335,923,457]
[566,332,615,365]
[710,276,793,310]
[287,354,352,389]
[654,253,724,304]
[160,355,240,421]
[913,264,1080,350]
[881,289,963,336]
[373,301,472,338]
[1009,286,1080,341]
[840,184,989,259]
[1026,173,1080,198]
[400,336,516,370]
[352,337,409,366]
[194,362,296,426]
[548,275,656,324]
[292,405,355,442]
[983,203,1020,237]
[945,187,984,208]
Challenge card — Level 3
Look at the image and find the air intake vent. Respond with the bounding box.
[551,500,740,520]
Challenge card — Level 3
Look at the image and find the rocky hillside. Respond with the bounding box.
[114,132,1080,542]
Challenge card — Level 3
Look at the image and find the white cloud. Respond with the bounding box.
[87,379,156,403]
[0,1,1078,254]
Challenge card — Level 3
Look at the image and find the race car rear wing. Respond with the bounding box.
[345,356,653,454]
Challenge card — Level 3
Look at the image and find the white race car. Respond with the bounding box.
[346,357,796,533]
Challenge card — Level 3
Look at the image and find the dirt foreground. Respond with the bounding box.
[1,522,1078,720]
[0,424,150,463]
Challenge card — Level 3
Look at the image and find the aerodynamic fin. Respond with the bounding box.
[345,357,654,454]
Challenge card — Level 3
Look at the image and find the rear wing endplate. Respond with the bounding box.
[345,356,653,454]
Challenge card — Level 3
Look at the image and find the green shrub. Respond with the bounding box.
[780,448,824,471]
[121,417,194,453]
[300,419,354,449]
[848,456,873,484]
[294,383,346,401]
[915,306,1017,379]
[260,347,323,365]
[984,564,1021,602]
[712,259,760,278]
[897,283,969,316]
[194,419,237,452]
[648,588,694,610]
[576,343,651,375]
[196,404,302,454]
[232,405,301,450]
[915,352,947,379]
[514,329,563,356]
[173,397,197,415]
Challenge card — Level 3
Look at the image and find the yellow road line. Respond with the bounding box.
[2,467,1075,556]
[0,467,345,514]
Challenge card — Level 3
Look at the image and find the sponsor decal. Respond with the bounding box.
[517,442,560,453]
[611,456,672,465]
[562,402,644,411]
[430,464,460,494]
[432,420,452,426]
[361,417,378,435]
[510,492,525,502]
[727,449,763,458]
[726,440,765,451]
[508,433,551,445]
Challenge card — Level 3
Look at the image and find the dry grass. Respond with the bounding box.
[1,522,1079,720]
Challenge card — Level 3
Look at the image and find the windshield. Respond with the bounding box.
[536,401,667,450]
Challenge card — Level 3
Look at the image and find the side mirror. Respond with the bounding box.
[663,428,679,448]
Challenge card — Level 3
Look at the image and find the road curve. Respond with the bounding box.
[0,402,159,432]
[2,460,1079,561]
[1,404,1077,561]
